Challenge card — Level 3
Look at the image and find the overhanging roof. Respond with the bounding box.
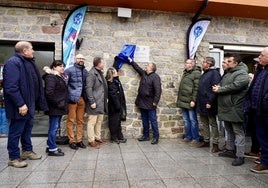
[25,0,268,20]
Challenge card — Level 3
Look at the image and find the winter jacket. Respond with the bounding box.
[243,65,268,116]
[217,63,249,122]
[107,77,127,118]
[177,66,201,109]
[85,67,108,114]
[131,61,162,109]
[3,52,48,119]
[65,63,88,103]
[42,67,69,116]
[196,67,221,116]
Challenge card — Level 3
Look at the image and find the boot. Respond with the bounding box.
[211,144,220,153]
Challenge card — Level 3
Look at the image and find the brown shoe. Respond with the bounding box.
[95,139,106,145]
[8,159,28,168]
[190,140,205,148]
[250,164,268,174]
[89,141,100,149]
[21,151,42,160]
[245,152,260,159]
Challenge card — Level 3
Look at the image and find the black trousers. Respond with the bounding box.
[108,112,123,140]
[246,113,260,153]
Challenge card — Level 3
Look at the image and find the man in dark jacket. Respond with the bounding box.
[177,59,203,147]
[196,57,221,152]
[244,47,268,173]
[3,41,48,168]
[213,54,248,166]
[65,54,88,150]
[129,58,162,144]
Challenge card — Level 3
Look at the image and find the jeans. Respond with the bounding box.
[254,112,268,166]
[47,115,62,151]
[66,97,85,143]
[7,118,33,160]
[140,108,159,139]
[181,108,199,141]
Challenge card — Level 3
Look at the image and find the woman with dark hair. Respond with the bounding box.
[105,67,127,143]
[43,60,68,156]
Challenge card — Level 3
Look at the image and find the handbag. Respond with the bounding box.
[56,128,69,145]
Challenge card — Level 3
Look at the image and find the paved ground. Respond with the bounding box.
[0,137,267,188]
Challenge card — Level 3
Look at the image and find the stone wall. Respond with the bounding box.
[0,1,268,139]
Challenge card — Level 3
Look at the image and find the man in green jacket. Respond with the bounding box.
[212,54,249,166]
[177,59,203,147]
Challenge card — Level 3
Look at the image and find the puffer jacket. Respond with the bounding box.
[85,67,108,114]
[131,61,162,109]
[65,63,88,103]
[217,62,249,122]
[196,67,221,116]
[42,66,69,116]
[177,66,201,109]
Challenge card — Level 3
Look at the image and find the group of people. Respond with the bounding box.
[2,40,162,168]
[177,49,268,173]
[3,40,268,174]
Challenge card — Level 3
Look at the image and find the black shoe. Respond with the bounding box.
[46,148,62,153]
[138,136,150,141]
[48,149,64,156]
[232,157,244,166]
[118,138,127,143]
[69,143,78,150]
[111,138,120,144]
[151,138,159,145]
[76,141,86,148]
[218,150,236,158]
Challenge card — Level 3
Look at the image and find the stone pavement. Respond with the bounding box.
[0,137,267,188]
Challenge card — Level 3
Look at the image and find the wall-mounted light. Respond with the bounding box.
[50,20,58,27]
[117,7,132,18]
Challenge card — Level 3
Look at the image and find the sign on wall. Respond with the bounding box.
[134,45,150,62]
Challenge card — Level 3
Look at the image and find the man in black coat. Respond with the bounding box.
[196,57,221,152]
[3,41,48,168]
[129,58,162,144]
[244,47,268,173]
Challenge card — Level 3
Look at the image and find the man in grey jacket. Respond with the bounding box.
[213,54,249,166]
[85,57,108,148]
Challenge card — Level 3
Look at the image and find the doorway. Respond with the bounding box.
[209,44,264,75]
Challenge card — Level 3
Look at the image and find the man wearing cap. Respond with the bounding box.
[65,54,88,150]
[196,57,221,152]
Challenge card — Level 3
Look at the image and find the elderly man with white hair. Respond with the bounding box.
[244,47,268,173]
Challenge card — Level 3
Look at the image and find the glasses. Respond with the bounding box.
[76,58,85,60]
